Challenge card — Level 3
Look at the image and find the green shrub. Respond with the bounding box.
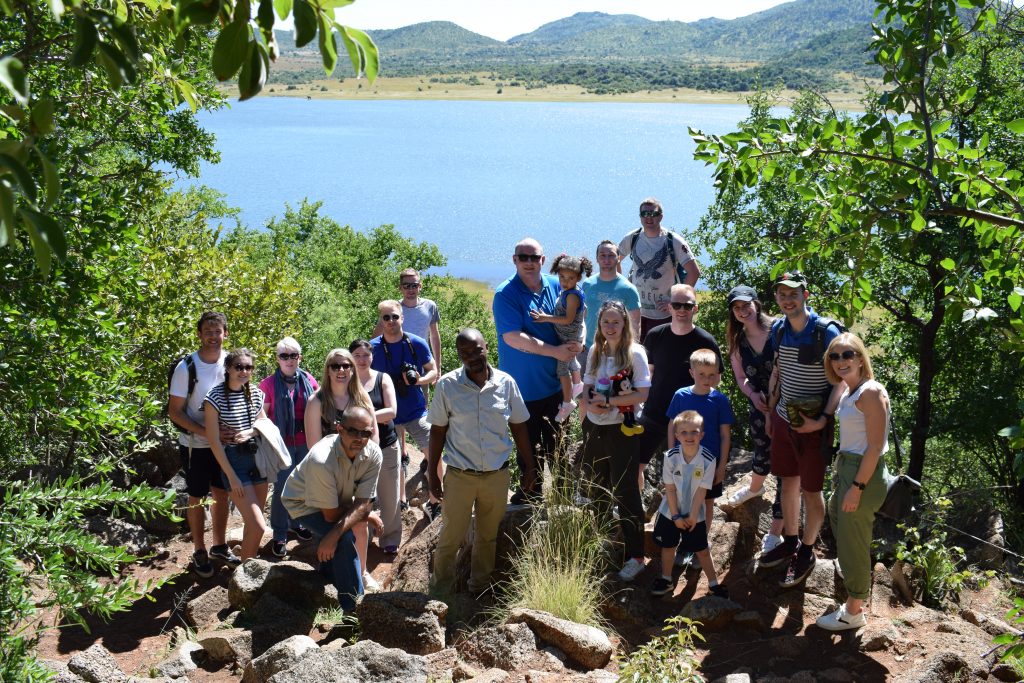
[616,615,705,683]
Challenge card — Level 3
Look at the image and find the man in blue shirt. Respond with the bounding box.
[579,240,641,366]
[492,238,581,502]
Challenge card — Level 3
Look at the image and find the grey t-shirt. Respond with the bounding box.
[402,299,440,345]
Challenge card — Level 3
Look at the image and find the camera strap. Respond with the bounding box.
[380,334,418,372]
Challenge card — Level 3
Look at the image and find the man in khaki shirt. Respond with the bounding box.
[283,406,382,610]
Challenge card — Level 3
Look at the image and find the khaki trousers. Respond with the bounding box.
[828,451,888,600]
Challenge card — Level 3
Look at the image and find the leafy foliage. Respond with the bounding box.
[616,615,705,683]
[994,597,1024,668]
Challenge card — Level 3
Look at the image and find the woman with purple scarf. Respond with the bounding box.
[258,336,319,557]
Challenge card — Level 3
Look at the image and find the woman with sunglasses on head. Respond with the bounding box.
[203,348,268,561]
[579,300,652,583]
[305,349,383,590]
[723,286,786,553]
[816,332,890,632]
[349,339,402,556]
[258,337,320,558]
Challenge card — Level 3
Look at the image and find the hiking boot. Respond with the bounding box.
[271,541,287,558]
[709,584,729,599]
[761,533,783,554]
[780,551,816,588]
[728,485,764,506]
[399,500,409,512]
[758,538,797,568]
[816,604,867,631]
[426,501,442,521]
[293,526,313,542]
[617,558,646,582]
[192,549,214,578]
[209,544,241,566]
[555,401,577,423]
[650,576,674,597]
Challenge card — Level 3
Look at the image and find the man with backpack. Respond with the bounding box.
[168,311,241,577]
[618,197,701,342]
[757,271,846,589]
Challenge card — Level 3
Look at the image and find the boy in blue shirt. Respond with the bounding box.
[666,348,735,527]
[650,411,727,598]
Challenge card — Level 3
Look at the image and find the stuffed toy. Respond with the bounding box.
[609,367,644,436]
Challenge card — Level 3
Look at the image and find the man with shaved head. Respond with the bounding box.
[492,238,581,503]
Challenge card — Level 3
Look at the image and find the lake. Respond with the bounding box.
[184,98,755,285]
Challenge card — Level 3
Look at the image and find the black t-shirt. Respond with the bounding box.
[641,323,724,427]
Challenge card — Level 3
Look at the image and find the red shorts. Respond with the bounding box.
[769,410,826,493]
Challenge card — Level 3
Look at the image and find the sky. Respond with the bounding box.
[332,0,795,41]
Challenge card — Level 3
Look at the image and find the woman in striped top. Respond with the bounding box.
[204,348,268,560]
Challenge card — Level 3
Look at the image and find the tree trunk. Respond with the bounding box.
[908,263,945,482]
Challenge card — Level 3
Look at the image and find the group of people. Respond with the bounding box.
[168,197,892,632]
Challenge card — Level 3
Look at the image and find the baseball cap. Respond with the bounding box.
[773,271,808,289]
[726,286,758,306]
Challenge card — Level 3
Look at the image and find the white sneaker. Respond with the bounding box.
[571,382,585,399]
[816,604,867,631]
[761,534,783,554]
[617,558,646,582]
[362,571,381,593]
[728,485,764,506]
[555,401,577,422]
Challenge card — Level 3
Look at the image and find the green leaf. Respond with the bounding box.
[96,42,137,87]
[317,11,337,74]
[0,182,15,248]
[0,57,29,107]
[35,148,61,207]
[1006,118,1024,135]
[0,153,37,203]
[70,14,99,67]
[30,98,55,136]
[340,25,377,82]
[237,38,268,101]
[293,0,316,48]
[19,207,66,275]
[109,18,140,63]
[175,77,199,112]
[179,0,222,27]
[212,17,251,81]
[257,0,274,31]
[911,212,925,231]
[1009,292,1022,312]
[940,258,955,271]
[273,0,291,20]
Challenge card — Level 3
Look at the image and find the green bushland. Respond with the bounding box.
[615,615,705,683]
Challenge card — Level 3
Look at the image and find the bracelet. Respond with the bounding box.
[671,513,685,521]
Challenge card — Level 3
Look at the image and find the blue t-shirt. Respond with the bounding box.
[493,273,562,402]
[665,387,735,461]
[370,333,433,424]
[580,274,641,346]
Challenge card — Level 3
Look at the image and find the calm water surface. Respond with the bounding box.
[184,98,754,284]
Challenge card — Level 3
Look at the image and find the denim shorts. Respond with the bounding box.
[221,443,267,488]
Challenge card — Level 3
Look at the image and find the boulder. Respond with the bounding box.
[155,640,203,679]
[83,516,152,556]
[268,640,428,683]
[39,659,87,683]
[870,561,904,617]
[860,622,901,652]
[197,627,254,667]
[803,558,843,601]
[228,559,338,612]
[991,662,1023,682]
[464,670,510,683]
[711,675,752,683]
[457,622,538,670]
[732,611,766,631]
[452,503,535,593]
[424,647,460,682]
[679,595,743,630]
[891,651,969,683]
[387,516,443,593]
[507,607,612,670]
[355,591,447,655]
[599,585,658,628]
[67,643,128,683]
[242,634,318,683]
[718,473,778,535]
[708,521,741,574]
[186,585,232,630]
[141,435,184,480]
[247,592,316,656]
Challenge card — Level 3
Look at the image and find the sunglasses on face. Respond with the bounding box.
[234,364,254,372]
[515,253,543,262]
[278,352,299,361]
[828,350,860,361]
[329,362,353,371]
[670,301,696,310]
[341,426,373,439]
[381,314,401,322]
[639,210,662,218]
[400,282,421,289]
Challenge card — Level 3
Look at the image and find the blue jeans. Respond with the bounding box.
[271,444,309,542]
[289,510,363,611]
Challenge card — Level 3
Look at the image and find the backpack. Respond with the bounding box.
[166,353,197,431]
[628,228,691,284]
[771,315,847,365]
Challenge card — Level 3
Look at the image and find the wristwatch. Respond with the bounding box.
[852,480,866,491]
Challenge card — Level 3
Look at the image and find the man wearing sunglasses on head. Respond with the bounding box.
[282,406,383,611]
[618,197,701,342]
[493,238,581,503]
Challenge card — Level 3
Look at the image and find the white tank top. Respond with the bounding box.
[836,379,890,456]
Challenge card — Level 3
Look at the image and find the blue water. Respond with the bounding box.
[182,98,754,284]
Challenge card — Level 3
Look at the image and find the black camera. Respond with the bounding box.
[402,362,420,387]
[241,439,258,454]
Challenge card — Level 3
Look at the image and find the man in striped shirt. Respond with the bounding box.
[758,271,844,589]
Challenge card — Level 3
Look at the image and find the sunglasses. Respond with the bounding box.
[639,210,662,218]
[233,364,254,372]
[277,352,299,361]
[381,314,400,322]
[341,426,373,439]
[515,253,543,262]
[828,350,860,361]
[670,301,696,310]
[400,282,421,289]
[328,362,353,371]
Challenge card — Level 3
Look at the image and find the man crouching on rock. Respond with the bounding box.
[282,406,383,610]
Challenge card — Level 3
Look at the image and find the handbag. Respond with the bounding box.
[876,472,921,521]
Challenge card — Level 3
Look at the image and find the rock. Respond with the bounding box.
[186,585,232,630]
[892,651,969,683]
[425,648,461,682]
[870,561,903,617]
[817,668,855,682]
[599,585,657,627]
[768,634,805,659]
[242,635,318,683]
[935,622,961,634]
[387,515,443,593]
[248,592,316,656]
[197,627,254,667]
[733,611,765,631]
[464,670,510,683]
[268,640,428,682]
[452,660,481,681]
[355,591,447,655]
[789,672,819,683]
[711,675,752,683]
[155,640,203,679]
[991,663,1023,682]
[541,645,567,664]
[708,521,741,574]
[83,516,152,556]
[228,559,338,612]
[457,622,538,670]
[451,504,535,593]
[719,473,778,535]
[39,659,87,683]
[860,622,901,652]
[960,609,1021,637]
[803,557,841,601]
[890,560,916,605]
[67,643,128,683]
[679,595,743,630]
[508,607,613,670]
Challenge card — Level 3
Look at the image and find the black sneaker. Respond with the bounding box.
[758,539,798,568]
[709,584,729,599]
[192,549,214,578]
[426,501,442,521]
[209,544,241,566]
[650,576,674,597]
[272,541,287,558]
[293,526,313,542]
[399,500,409,512]
[780,551,816,588]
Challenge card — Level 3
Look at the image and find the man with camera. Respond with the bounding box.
[370,300,440,517]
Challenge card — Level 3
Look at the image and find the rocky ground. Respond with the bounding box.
[34,443,1024,683]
